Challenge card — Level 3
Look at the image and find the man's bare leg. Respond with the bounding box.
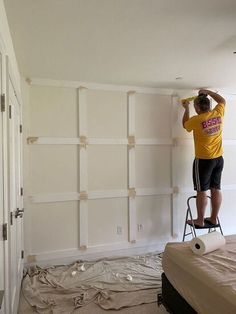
[188,191,208,226]
[209,188,222,224]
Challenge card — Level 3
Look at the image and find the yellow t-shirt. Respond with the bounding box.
[184,103,225,159]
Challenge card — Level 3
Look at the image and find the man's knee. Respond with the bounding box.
[197,190,207,197]
[211,188,221,195]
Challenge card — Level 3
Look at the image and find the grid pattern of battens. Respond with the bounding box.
[27,88,174,245]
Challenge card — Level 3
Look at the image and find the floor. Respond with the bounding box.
[18,252,168,314]
[19,295,168,313]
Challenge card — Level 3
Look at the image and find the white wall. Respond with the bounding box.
[0,0,20,92]
[22,82,174,264]
[22,82,236,265]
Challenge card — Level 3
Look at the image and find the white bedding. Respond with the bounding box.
[162,234,236,314]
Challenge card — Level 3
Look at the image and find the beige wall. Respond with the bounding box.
[23,84,175,262]
[0,0,20,91]
[23,83,236,263]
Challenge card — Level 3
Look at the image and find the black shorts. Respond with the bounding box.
[193,156,224,191]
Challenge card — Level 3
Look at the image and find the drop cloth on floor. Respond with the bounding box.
[20,252,162,314]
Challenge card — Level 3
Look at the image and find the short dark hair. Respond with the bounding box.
[195,94,210,112]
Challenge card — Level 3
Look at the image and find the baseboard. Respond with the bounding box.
[24,237,171,267]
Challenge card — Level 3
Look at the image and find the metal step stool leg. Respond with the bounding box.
[182,196,198,242]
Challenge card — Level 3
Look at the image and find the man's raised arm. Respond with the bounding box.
[199,89,225,105]
[182,100,190,128]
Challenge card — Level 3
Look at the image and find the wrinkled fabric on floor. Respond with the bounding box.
[21,252,162,314]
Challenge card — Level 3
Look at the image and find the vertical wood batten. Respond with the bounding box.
[78,87,88,248]
[171,95,179,238]
[128,91,136,242]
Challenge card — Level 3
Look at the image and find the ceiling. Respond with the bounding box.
[4,0,236,91]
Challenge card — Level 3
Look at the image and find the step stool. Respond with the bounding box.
[182,195,223,242]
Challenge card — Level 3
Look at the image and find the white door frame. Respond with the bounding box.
[7,62,24,314]
[0,39,10,314]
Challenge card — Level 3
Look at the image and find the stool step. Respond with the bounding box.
[187,221,220,229]
[182,196,224,242]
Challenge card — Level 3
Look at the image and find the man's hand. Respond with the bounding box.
[198,89,209,95]
[198,89,225,105]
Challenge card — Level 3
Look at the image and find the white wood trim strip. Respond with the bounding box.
[136,138,172,145]
[30,78,174,95]
[128,91,136,243]
[78,87,88,248]
[27,137,81,145]
[27,137,236,146]
[128,199,136,243]
[171,96,179,238]
[79,201,88,248]
[27,136,173,146]
[136,188,173,196]
[29,192,80,203]
[29,188,174,203]
[79,149,88,191]
[89,138,128,145]
[89,189,128,199]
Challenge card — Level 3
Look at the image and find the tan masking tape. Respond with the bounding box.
[127,90,136,95]
[128,136,136,148]
[80,191,88,201]
[27,137,38,144]
[27,255,37,263]
[79,245,87,250]
[80,135,88,148]
[128,188,136,198]
[173,186,179,194]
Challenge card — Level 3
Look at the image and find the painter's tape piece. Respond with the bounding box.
[128,135,136,148]
[80,135,88,148]
[128,188,136,198]
[78,86,87,91]
[79,245,87,251]
[127,90,136,96]
[27,255,37,263]
[27,137,38,144]
[173,186,179,194]
[80,191,88,201]
[25,77,32,85]
[172,138,178,146]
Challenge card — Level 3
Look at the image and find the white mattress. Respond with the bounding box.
[162,234,236,314]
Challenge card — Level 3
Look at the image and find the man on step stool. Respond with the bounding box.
[182,89,225,228]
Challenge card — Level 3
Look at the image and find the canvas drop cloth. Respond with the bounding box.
[21,253,162,314]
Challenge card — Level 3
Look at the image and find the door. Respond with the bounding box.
[0,46,5,314]
[8,79,24,314]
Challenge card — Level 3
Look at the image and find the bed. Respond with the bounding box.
[158,234,236,314]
